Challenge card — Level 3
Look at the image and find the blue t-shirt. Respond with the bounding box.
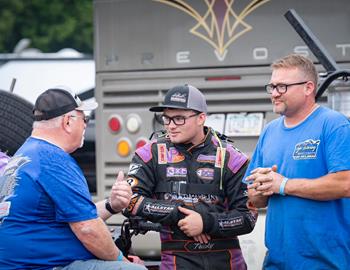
[245,107,350,269]
[0,137,98,269]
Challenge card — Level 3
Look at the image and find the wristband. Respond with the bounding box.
[117,250,124,261]
[105,197,118,214]
[279,177,289,196]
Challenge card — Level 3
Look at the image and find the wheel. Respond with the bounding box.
[0,89,34,156]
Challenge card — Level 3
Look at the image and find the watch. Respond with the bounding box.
[105,197,118,214]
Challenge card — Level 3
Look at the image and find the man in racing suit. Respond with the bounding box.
[124,84,257,270]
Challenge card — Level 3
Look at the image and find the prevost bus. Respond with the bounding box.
[93,0,350,267]
[94,0,350,200]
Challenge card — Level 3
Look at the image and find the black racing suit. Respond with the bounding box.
[124,127,257,270]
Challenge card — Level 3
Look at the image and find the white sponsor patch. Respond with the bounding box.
[166,167,187,177]
[196,168,214,181]
[219,217,244,230]
[143,202,174,215]
[128,163,142,175]
[170,92,187,103]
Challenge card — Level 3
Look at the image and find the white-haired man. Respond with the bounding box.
[0,88,145,270]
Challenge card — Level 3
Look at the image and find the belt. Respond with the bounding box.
[155,181,221,195]
[161,238,240,252]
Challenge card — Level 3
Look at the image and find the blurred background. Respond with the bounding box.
[0,0,93,54]
[0,0,96,192]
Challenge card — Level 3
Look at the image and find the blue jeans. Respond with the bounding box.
[53,259,147,270]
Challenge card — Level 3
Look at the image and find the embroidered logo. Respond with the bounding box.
[128,163,142,175]
[143,202,174,215]
[219,217,244,230]
[188,242,215,251]
[170,92,187,103]
[127,195,139,212]
[164,193,219,205]
[215,147,226,168]
[293,139,320,160]
[168,147,185,163]
[166,167,187,177]
[126,177,139,187]
[196,168,214,181]
[157,144,168,164]
[197,154,216,163]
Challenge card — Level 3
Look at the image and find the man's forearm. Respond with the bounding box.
[124,194,184,225]
[284,171,350,200]
[70,217,121,261]
[96,199,113,221]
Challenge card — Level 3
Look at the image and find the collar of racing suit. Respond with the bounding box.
[173,126,212,154]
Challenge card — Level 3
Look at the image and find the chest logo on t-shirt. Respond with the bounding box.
[293,139,320,160]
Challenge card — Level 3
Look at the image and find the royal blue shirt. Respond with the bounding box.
[245,107,350,269]
[0,137,98,269]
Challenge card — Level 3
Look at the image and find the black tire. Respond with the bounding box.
[0,89,34,156]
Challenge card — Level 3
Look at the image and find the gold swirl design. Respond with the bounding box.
[153,0,271,59]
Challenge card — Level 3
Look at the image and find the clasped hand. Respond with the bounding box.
[246,165,284,196]
[177,206,211,244]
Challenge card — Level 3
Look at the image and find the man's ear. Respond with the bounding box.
[305,81,316,96]
[62,115,72,132]
[198,113,206,125]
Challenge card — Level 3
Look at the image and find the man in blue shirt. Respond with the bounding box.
[0,87,145,270]
[245,54,350,269]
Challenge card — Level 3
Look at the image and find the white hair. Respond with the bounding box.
[32,110,78,129]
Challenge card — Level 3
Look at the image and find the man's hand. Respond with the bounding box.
[193,233,211,244]
[109,171,132,213]
[177,206,210,243]
[246,165,284,195]
[127,255,145,265]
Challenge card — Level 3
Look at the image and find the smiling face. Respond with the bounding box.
[269,67,314,117]
[162,108,206,145]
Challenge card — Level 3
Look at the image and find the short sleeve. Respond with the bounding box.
[38,152,97,222]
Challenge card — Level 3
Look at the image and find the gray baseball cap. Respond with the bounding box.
[149,84,207,113]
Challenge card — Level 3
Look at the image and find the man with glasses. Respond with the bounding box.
[124,84,257,269]
[0,88,146,270]
[245,54,350,269]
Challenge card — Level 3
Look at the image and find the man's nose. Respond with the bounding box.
[168,119,177,128]
[271,87,281,97]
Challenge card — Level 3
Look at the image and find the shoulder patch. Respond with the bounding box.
[128,163,142,175]
[226,144,248,173]
[135,140,156,163]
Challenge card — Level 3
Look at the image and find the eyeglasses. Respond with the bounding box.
[162,113,200,126]
[68,114,90,124]
[265,81,308,94]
